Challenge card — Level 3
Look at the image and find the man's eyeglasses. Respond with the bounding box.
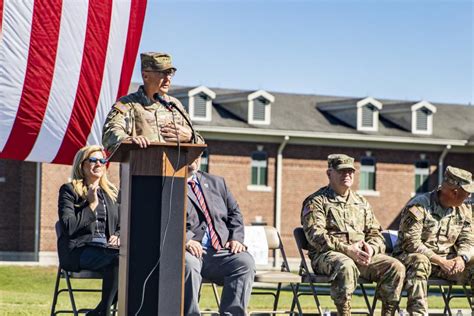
[87,157,107,164]
[146,69,176,77]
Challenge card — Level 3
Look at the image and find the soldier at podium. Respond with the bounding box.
[185,156,256,315]
[102,52,204,152]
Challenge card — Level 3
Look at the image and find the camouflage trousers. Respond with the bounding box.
[401,253,474,316]
[312,251,405,305]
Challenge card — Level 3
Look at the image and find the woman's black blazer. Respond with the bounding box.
[57,183,120,271]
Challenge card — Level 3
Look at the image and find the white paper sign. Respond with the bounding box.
[244,226,268,265]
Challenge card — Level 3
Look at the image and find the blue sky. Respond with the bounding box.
[132,0,473,105]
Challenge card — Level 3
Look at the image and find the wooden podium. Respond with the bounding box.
[109,141,206,315]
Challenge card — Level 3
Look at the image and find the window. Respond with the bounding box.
[253,97,267,122]
[199,149,209,173]
[193,93,208,118]
[361,104,375,128]
[416,108,429,131]
[251,151,267,186]
[414,160,430,193]
[359,157,376,191]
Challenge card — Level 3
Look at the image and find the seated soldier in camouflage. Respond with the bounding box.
[394,166,474,315]
[102,52,204,152]
[301,154,405,316]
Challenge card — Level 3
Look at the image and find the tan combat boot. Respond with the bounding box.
[335,300,351,316]
[381,302,397,316]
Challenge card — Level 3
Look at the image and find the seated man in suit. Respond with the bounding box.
[184,156,256,316]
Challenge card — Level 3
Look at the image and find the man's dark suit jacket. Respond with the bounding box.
[57,183,120,271]
[186,171,245,247]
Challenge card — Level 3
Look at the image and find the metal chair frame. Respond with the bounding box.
[51,221,116,316]
[293,227,373,316]
[50,266,105,315]
[249,226,303,315]
[371,230,473,316]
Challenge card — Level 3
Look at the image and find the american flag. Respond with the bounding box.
[0,0,147,164]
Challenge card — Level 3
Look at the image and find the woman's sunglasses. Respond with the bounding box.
[87,157,107,164]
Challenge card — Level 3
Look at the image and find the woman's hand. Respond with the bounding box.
[108,235,120,247]
[86,184,99,211]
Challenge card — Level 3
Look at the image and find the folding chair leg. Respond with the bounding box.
[444,284,453,316]
[308,281,323,316]
[288,283,303,315]
[50,267,62,316]
[462,285,474,312]
[273,283,282,311]
[290,283,298,313]
[360,284,373,316]
[211,283,220,308]
[438,284,452,316]
[63,271,79,316]
[370,296,378,316]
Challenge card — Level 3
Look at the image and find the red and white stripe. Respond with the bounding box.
[0,0,147,165]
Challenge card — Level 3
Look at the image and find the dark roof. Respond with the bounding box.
[128,83,474,141]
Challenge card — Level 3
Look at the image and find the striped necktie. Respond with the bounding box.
[188,180,221,250]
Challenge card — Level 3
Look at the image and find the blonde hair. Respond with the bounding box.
[70,145,118,202]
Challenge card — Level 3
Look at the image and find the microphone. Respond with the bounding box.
[152,93,198,143]
[153,93,173,111]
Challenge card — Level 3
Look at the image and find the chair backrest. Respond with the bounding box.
[293,227,313,275]
[293,227,309,251]
[55,221,62,239]
[263,226,281,250]
[382,230,397,254]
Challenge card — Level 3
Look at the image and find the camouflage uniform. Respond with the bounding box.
[394,166,474,315]
[102,86,204,151]
[302,154,405,316]
[102,52,204,152]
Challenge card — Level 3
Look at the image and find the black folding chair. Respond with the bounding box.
[50,221,115,316]
[371,230,459,316]
[293,227,373,316]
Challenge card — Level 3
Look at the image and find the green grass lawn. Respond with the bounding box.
[0,265,471,315]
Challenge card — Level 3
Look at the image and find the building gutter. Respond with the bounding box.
[274,136,289,267]
[195,126,467,147]
[34,162,42,261]
[438,145,451,185]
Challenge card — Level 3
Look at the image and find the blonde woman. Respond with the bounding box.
[57,145,120,316]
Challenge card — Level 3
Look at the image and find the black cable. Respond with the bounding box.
[134,102,181,316]
[153,93,197,143]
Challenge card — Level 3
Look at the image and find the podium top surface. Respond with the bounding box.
[108,141,207,163]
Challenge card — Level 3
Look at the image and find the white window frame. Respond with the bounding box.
[411,101,436,135]
[358,156,377,192]
[247,90,274,125]
[356,97,383,132]
[414,161,430,194]
[188,86,216,122]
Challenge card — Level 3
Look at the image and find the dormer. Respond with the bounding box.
[215,90,275,125]
[411,101,437,135]
[317,97,383,132]
[380,100,437,135]
[172,86,216,122]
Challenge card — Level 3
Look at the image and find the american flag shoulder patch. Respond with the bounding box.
[113,102,131,114]
[302,205,312,217]
[408,206,424,221]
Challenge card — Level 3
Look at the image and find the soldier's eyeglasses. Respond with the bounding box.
[87,157,107,164]
[147,69,176,77]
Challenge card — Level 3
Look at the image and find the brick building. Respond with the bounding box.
[1,84,473,263]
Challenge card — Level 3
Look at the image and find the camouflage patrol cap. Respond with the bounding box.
[327,154,356,171]
[444,166,474,193]
[141,52,177,72]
